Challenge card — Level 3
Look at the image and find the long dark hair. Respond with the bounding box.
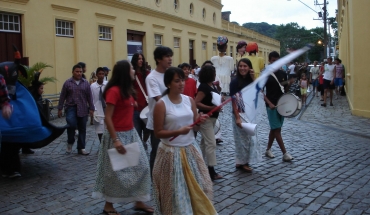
[162,67,185,96]
[103,60,136,100]
[131,53,147,79]
[236,58,254,90]
[198,65,216,84]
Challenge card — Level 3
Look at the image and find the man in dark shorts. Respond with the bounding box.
[263,51,294,162]
[321,57,335,107]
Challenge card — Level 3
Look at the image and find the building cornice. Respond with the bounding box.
[199,0,223,10]
[0,0,29,5]
[85,0,222,33]
[95,12,116,20]
[51,4,79,14]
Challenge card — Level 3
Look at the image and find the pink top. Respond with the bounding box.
[300,79,308,89]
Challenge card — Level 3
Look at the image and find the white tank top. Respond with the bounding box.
[161,94,195,147]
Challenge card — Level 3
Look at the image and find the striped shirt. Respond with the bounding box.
[58,77,94,117]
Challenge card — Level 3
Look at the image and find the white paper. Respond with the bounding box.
[107,142,141,171]
[241,122,257,136]
[211,92,222,106]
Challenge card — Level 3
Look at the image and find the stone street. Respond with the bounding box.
[0,93,369,215]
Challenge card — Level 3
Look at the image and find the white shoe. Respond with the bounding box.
[283,152,293,162]
[265,149,275,158]
[66,143,73,154]
[75,130,79,137]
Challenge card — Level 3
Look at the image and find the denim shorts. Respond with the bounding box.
[334,78,343,87]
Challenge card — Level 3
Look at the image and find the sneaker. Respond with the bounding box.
[265,149,275,158]
[66,143,73,154]
[8,172,21,178]
[283,152,294,162]
[78,149,90,155]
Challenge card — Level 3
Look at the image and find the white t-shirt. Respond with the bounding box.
[160,94,194,147]
[323,64,335,81]
[288,64,296,74]
[145,69,167,130]
[310,66,320,80]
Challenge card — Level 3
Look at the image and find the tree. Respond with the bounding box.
[18,62,56,88]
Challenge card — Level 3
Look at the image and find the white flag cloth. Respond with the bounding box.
[237,45,312,123]
[107,142,141,171]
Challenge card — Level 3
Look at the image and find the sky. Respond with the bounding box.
[222,0,338,33]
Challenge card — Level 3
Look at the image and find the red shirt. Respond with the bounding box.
[105,86,134,131]
[134,71,150,112]
[183,78,197,99]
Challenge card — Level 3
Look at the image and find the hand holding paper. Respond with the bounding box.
[107,142,141,171]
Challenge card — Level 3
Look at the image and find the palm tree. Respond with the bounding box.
[18,62,56,87]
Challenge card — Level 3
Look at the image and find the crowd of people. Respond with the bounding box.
[1,34,346,214]
[283,57,346,107]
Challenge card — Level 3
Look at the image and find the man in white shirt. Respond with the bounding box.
[321,57,336,107]
[90,67,107,143]
[309,61,320,97]
[288,61,296,78]
[146,46,173,174]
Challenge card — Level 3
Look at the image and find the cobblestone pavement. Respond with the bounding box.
[1,95,370,215]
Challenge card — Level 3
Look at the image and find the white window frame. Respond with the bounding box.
[190,3,194,15]
[213,43,217,51]
[99,26,112,41]
[202,42,207,50]
[55,19,74,37]
[155,34,162,46]
[0,13,21,33]
[174,0,179,10]
[174,37,180,48]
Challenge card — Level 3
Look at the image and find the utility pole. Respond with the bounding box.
[315,0,328,59]
[323,0,327,59]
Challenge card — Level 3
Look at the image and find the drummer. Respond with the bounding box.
[263,51,294,162]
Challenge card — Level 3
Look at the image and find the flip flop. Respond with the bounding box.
[103,210,120,215]
[236,164,252,173]
[134,207,154,214]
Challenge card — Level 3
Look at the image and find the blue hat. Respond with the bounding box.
[102,66,110,71]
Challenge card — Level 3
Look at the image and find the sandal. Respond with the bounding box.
[134,206,154,214]
[236,164,253,173]
[103,210,120,215]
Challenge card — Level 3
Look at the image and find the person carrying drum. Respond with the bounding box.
[263,51,294,162]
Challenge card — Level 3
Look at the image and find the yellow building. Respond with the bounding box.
[337,0,370,118]
[0,0,279,94]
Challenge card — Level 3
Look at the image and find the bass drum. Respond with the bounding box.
[140,106,149,124]
[276,93,302,117]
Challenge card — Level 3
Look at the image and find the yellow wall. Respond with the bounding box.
[337,0,370,118]
[0,0,280,94]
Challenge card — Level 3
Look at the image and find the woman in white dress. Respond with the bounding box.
[211,36,234,95]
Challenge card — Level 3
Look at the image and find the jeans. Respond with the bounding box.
[65,106,88,149]
[133,110,149,139]
[149,129,160,176]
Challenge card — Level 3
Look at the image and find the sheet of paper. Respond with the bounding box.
[107,142,141,171]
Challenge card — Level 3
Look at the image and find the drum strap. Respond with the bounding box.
[271,73,285,94]
[135,77,148,103]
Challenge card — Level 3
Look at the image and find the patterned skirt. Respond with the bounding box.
[92,128,151,203]
[153,142,218,215]
[232,115,263,165]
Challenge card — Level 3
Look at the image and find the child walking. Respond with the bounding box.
[300,73,308,106]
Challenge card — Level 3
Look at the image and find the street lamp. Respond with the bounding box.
[311,31,324,40]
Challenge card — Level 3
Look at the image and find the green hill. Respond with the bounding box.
[242,22,278,39]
